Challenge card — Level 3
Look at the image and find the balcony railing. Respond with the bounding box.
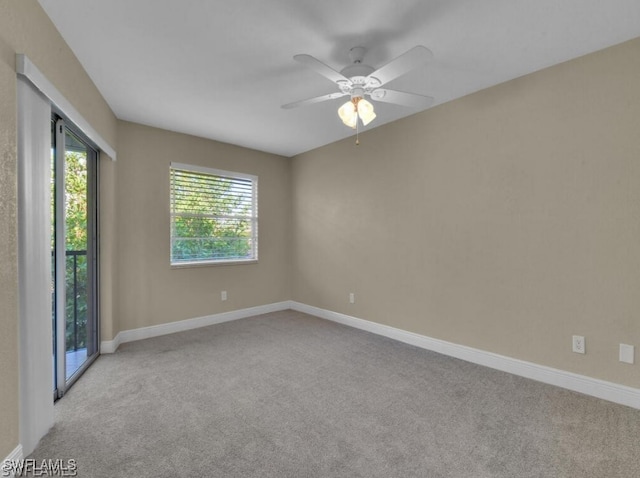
[52,249,88,353]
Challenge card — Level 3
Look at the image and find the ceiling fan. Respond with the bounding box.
[282,45,434,129]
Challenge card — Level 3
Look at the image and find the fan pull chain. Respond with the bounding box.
[356,117,360,146]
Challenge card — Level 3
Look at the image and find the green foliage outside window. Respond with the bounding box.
[52,150,90,352]
[65,150,89,352]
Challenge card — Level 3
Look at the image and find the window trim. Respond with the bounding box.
[170,162,258,267]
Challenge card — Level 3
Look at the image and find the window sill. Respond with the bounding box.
[171,259,258,269]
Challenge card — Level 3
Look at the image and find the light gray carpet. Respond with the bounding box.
[30,310,640,477]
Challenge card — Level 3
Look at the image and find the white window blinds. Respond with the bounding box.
[170,163,258,265]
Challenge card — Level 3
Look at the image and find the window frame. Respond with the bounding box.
[170,162,258,268]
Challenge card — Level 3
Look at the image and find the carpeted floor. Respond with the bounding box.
[30,310,640,477]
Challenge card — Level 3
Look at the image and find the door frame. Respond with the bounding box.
[52,111,100,400]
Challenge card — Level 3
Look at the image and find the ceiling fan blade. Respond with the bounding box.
[369,89,434,109]
[282,91,348,109]
[367,46,433,86]
[294,54,351,85]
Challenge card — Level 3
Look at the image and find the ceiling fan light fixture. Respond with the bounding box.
[338,96,376,129]
[338,99,358,128]
[357,98,376,126]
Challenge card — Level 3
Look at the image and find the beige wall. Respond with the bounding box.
[0,24,20,461]
[292,38,640,388]
[114,122,290,333]
[0,0,117,458]
[100,157,118,341]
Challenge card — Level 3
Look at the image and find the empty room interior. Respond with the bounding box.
[2,1,640,476]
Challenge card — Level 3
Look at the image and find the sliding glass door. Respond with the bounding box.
[52,115,99,399]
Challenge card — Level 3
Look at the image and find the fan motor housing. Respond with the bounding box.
[340,63,375,80]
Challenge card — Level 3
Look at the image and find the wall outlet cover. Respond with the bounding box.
[572,335,585,354]
[620,344,635,364]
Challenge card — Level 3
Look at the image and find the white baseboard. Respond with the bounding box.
[100,301,292,354]
[100,334,120,354]
[2,444,24,478]
[290,301,640,410]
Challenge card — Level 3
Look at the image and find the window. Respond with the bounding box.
[170,163,258,265]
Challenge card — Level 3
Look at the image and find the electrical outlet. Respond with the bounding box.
[572,335,585,354]
[349,292,355,304]
[620,344,635,364]
[221,290,227,301]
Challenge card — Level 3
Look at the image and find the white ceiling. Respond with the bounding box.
[39,0,640,158]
